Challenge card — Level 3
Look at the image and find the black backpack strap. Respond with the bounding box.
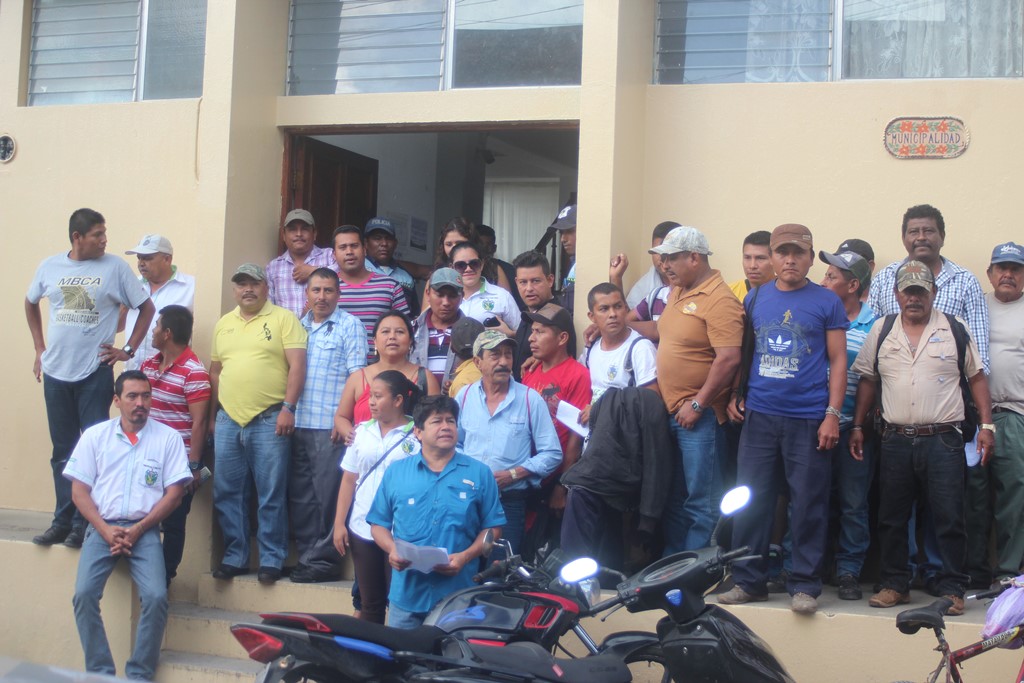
[942,312,968,377]
[736,284,761,400]
[873,314,899,380]
[584,336,597,368]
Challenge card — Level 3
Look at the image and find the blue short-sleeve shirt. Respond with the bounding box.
[366,451,506,614]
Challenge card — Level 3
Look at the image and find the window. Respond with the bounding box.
[28,0,207,106]
[287,0,583,96]
[656,0,1023,84]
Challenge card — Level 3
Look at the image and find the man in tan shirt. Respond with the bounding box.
[652,226,744,554]
[849,261,994,616]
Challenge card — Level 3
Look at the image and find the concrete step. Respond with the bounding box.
[165,603,262,661]
[198,572,357,614]
[156,650,264,683]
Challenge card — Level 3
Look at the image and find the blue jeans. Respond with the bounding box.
[498,493,527,557]
[73,524,168,679]
[830,425,874,578]
[663,411,724,554]
[877,429,969,597]
[388,604,428,629]
[43,365,114,530]
[731,410,830,597]
[214,407,290,569]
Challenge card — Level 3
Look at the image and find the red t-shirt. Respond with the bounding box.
[521,356,592,457]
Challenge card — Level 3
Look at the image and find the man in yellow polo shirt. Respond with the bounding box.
[209,263,307,584]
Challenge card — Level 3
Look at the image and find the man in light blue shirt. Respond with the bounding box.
[290,267,367,583]
[367,395,505,628]
[454,331,562,553]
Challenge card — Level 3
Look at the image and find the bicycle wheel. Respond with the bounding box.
[624,644,671,683]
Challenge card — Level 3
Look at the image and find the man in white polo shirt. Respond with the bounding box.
[122,234,195,371]
[64,370,192,680]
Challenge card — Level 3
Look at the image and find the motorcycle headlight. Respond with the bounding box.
[577,578,602,609]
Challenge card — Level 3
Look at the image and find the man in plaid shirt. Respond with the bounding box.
[267,209,338,318]
[289,267,368,583]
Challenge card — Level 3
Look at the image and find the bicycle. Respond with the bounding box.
[892,579,1024,683]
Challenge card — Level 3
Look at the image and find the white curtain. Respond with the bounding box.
[844,0,1024,78]
[482,180,561,262]
[745,0,832,82]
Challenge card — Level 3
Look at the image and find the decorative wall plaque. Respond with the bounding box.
[884,117,968,159]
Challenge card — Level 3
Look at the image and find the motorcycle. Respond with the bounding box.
[231,486,792,683]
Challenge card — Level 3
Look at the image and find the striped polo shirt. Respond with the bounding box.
[140,347,211,456]
[338,273,411,362]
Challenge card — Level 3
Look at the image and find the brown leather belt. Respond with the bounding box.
[883,423,959,437]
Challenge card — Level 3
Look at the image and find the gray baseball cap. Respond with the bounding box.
[284,209,315,227]
[649,226,712,256]
[429,267,464,292]
[125,234,173,256]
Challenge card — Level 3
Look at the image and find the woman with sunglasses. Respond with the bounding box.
[334,310,441,444]
[400,217,512,294]
[451,242,521,337]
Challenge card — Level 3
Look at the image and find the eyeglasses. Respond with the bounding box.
[453,259,482,272]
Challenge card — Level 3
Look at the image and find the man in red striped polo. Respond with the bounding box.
[139,304,211,585]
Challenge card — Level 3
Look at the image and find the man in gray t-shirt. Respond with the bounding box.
[25,208,154,548]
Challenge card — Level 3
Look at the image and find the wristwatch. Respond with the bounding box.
[508,468,519,482]
[691,400,704,413]
[282,401,297,413]
[825,406,842,420]
[122,344,135,358]
[188,461,202,471]
[980,423,996,434]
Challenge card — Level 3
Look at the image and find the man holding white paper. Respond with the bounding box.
[367,395,505,628]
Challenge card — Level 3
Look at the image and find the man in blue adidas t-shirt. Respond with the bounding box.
[720,223,849,615]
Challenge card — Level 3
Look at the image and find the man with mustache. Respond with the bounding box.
[867,204,990,594]
[267,209,337,318]
[850,261,993,616]
[454,331,561,553]
[63,370,191,679]
[964,242,1024,589]
[209,264,307,584]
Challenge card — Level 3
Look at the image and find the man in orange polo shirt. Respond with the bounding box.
[653,226,744,554]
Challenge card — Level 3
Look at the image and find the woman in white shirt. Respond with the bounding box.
[451,242,522,336]
[333,370,422,624]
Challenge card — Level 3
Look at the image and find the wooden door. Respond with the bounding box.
[285,136,379,248]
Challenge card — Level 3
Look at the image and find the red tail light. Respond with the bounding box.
[231,626,284,663]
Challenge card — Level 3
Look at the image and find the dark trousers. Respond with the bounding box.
[290,429,345,573]
[731,410,830,597]
[161,490,194,581]
[350,534,390,624]
[43,365,114,531]
[877,430,969,597]
[561,487,624,569]
[499,493,527,556]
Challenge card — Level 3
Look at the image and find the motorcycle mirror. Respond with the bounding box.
[559,557,599,584]
[720,486,751,516]
[481,529,495,559]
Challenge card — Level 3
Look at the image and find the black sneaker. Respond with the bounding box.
[32,526,70,546]
[290,566,342,584]
[766,569,790,594]
[212,564,250,580]
[837,574,862,600]
[63,528,85,549]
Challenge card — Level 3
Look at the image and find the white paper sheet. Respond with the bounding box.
[555,400,590,439]
[394,537,450,573]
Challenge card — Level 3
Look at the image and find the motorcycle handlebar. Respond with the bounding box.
[718,546,752,563]
[472,560,508,584]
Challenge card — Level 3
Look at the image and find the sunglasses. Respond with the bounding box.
[453,259,482,272]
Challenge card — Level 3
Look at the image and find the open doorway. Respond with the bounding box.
[281,126,579,289]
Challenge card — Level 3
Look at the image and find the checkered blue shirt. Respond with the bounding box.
[868,257,990,373]
[295,307,368,430]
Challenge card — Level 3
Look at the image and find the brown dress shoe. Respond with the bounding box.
[869,588,911,608]
[718,585,769,605]
[943,595,965,616]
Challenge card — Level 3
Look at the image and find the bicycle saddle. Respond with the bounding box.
[896,598,953,635]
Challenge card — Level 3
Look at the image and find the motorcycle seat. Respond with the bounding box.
[300,613,447,653]
[895,598,952,635]
[469,642,632,683]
